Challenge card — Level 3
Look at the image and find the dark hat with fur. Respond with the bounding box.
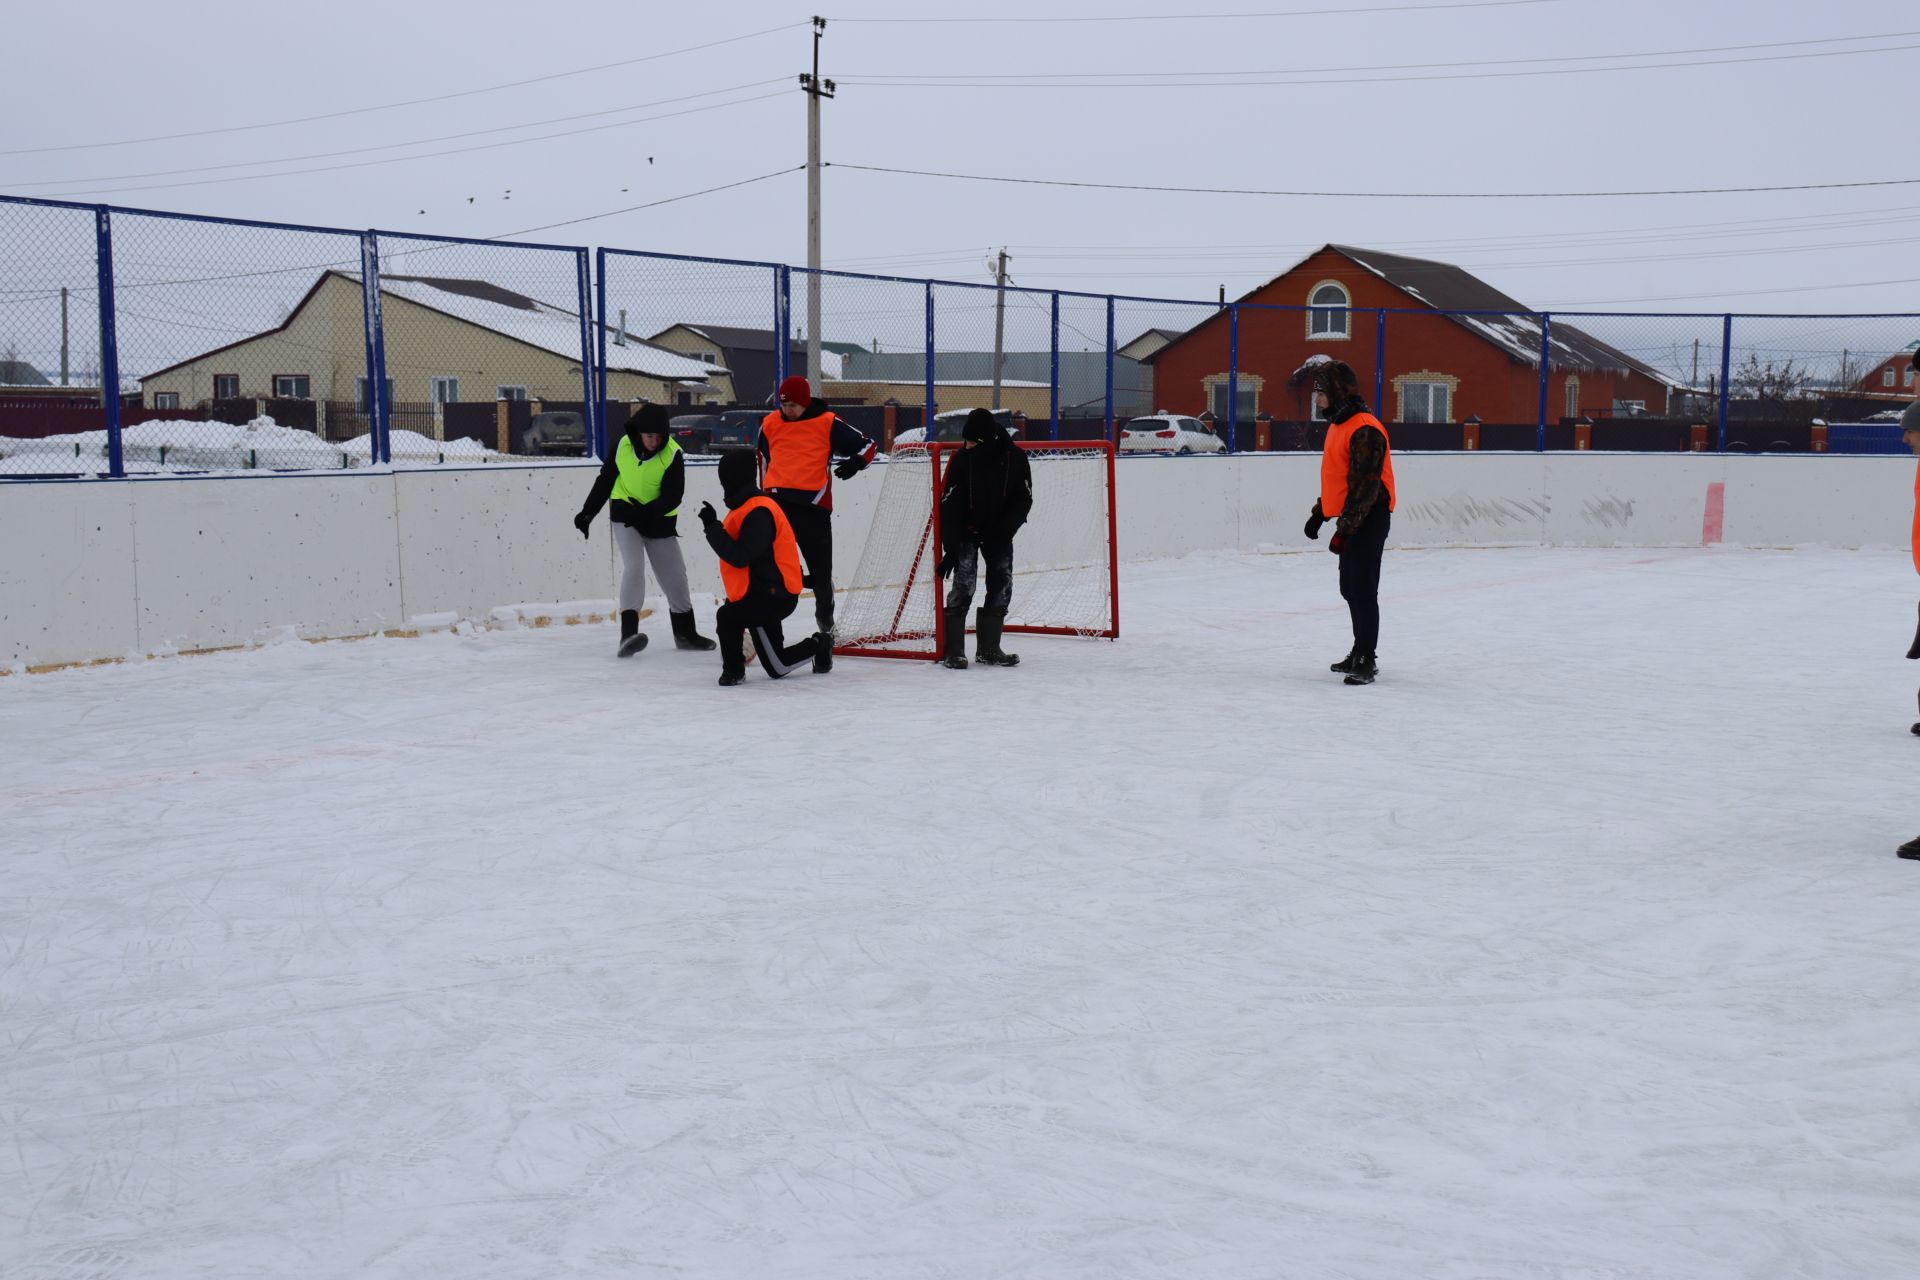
[1288,355,1360,399]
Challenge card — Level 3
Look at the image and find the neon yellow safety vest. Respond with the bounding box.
[611,436,680,511]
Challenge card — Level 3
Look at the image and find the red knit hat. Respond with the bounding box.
[778,375,812,405]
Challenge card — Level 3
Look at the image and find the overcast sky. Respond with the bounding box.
[3,0,1917,320]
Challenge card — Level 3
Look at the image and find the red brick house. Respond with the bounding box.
[1146,245,1677,425]
[1856,343,1919,395]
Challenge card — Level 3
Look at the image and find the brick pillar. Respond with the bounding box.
[1809,419,1828,453]
[882,400,897,451]
[1573,418,1592,450]
[495,400,510,454]
[1689,422,1709,452]
[1254,413,1272,451]
[1462,417,1481,451]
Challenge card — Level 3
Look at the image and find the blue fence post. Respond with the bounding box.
[775,266,791,388]
[1104,295,1115,443]
[1227,304,1240,454]
[589,250,609,459]
[366,238,391,465]
[924,282,935,427]
[93,207,122,478]
[1374,309,1387,415]
[1049,291,1061,440]
[1717,314,1733,452]
[1535,313,1552,452]
[357,232,385,468]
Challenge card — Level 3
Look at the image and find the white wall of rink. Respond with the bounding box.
[2,450,1913,670]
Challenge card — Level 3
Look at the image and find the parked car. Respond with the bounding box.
[1120,414,1225,455]
[891,408,1020,448]
[672,408,764,455]
[522,410,588,456]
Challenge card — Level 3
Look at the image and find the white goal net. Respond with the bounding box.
[835,440,1118,659]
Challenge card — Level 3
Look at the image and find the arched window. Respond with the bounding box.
[1565,376,1581,420]
[1307,282,1350,339]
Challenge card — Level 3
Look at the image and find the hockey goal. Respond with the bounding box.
[834,439,1118,660]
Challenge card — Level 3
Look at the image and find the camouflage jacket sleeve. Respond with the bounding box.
[1336,425,1388,534]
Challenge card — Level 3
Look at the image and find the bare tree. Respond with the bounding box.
[1730,353,1814,403]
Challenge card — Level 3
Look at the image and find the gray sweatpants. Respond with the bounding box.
[612,525,693,614]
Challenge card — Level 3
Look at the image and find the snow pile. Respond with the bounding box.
[1,417,514,473]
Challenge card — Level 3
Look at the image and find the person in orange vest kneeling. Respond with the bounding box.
[1293,356,1396,686]
[1898,396,1920,860]
[699,449,832,687]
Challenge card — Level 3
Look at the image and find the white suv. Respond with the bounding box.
[1120,414,1225,455]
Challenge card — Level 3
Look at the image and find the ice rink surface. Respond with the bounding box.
[5,546,1918,1279]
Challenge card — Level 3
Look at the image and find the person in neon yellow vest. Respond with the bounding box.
[575,404,714,656]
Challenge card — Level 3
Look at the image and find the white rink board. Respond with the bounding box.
[2,450,1914,669]
[126,475,404,656]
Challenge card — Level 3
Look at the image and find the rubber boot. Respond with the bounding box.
[617,609,648,658]
[671,610,716,651]
[1343,652,1377,686]
[975,607,1019,667]
[813,633,833,674]
[940,606,968,669]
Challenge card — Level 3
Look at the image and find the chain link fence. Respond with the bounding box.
[5,192,1918,478]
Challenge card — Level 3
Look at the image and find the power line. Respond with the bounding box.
[1546,277,1920,307]
[0,22,808,158]
[488,168,805,239]
[841,29,1920,80]
[1,81,791,191]
[832,0,1552,23]
[830,161,1920,200]
[838,38,1920,88]
[44,92,792,199]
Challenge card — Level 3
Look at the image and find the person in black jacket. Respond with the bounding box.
[699,449,831,687]
[935,408,1034,668]
[575,404,714,656]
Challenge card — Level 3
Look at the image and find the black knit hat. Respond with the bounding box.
[627,403,671,436]
[962,408,1006,444]
[715,448,759,505]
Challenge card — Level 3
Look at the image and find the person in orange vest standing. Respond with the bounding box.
[698,448,831,687]
[1899,391,1920,859]
[1293,356,1396,686]
[758,375,878,638]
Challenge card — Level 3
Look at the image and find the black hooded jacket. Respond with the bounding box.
[579,407,686,539]
[939,411,1033,546]
[703,450,795,604]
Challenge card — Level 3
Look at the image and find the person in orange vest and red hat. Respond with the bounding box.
[698,448,831,687]
[1293,355,1396,686]
[758,374,878,638]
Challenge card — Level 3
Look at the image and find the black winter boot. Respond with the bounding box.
[940,606,969,669]
[813,633,833,674]
[718,663,745,686]
[1343,653,1377,685]
[975,607,1019,667]
[618,609,648,658]
[1899,835,1920,860]
[670,610,716,651]
[1330,649,1357,674]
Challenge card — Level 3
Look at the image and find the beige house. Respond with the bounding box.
[140,272,732,437]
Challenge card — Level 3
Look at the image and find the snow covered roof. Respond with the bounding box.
[375,275,726,382]
[138,273,729,385]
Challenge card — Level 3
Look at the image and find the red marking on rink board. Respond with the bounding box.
[1702,481,1726,545]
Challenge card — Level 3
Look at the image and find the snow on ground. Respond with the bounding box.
[4,546,1918,1279]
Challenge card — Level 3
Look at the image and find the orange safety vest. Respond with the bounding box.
[719,495,805,602]
[759,409,836,493]
[1320,411,1397,519]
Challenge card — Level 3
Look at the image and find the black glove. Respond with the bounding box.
[1329,529,1346,555]
[834,456,866,481]
[573,510,593,539]
[698,500,719,527]
[1304,510,1326,541]
[935,552,956,580]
